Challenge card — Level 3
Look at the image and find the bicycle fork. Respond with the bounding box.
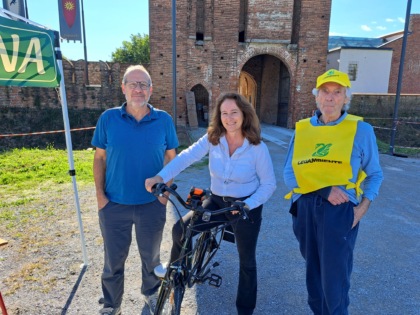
[155,269,185,315]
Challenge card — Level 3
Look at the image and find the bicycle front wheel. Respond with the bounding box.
[155,277,185,315]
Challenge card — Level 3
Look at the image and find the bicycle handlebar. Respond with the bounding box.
[151,183,250,221]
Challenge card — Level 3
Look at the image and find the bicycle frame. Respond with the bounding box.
[152,183,249,315]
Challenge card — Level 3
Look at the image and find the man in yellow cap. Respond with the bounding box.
[283,69,383,314]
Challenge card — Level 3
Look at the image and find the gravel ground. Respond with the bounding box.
[1,126,419,315]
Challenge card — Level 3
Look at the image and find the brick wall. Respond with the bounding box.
[0,60,132,150]
[2,2,419,151]
[2,92,418,150]
[149,0,331,128]
[290,0,331,125]
[244,0,294,40]
[350,94,420,148]
[0,59,131,110]
[386,14,420,94]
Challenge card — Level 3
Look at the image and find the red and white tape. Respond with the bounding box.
[0,127,96,138]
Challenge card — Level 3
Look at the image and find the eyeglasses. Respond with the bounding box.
[125,81,151,90]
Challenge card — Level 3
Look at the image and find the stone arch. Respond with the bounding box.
[190,84,210,127]
[237,43,297,127]
[237,49,293,127]
[236,46,296,80]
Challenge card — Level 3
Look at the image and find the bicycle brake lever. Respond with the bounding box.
[243,205,253,222]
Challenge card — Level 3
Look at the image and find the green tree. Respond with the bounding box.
[112,33,150,64]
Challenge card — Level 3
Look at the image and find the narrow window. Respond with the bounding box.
[348,62,358,81]
[196,0,205,42]
[238,0,248,42]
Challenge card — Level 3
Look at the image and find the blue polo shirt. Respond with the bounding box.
[92,103,179,205]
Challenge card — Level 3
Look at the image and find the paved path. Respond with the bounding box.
[261,123,293,149]
[260,124,420,315]
[5,125,418,315]
[167,124,420,315]
[115,124,420,315]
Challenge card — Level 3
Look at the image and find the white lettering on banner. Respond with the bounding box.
[18,37,45,74]
[0,34,45,74]
[0,34,19,72]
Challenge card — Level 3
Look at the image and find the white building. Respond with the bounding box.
[327,46,393,93]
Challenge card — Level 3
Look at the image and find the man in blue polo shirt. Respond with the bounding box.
[92,65,178,315]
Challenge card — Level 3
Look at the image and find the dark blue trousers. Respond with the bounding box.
[170,194,262,315]
[293,193,359,315]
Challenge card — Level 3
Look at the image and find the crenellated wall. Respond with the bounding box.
[0,59,132,110]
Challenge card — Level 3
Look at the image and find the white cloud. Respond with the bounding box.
[376,26,387,31]
[398,17,405,23]
[386,18,394,23]
[361,25,372,31]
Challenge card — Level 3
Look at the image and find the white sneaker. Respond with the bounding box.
[154,262,168,278]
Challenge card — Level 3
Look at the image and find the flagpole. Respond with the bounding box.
[172,0,177,130]
[54,30,89,267]
[389,0,411,155]
[80,0,89,85]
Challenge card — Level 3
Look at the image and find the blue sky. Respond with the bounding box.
[330,0,419,37]
[20,0,149,62]
[5,0,419,61]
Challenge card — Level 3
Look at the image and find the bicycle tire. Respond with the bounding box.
[154,280,173,315]
[155,271,185,315]
[171,285,185,315]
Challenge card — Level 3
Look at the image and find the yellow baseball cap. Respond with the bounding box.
[316,69,351,88]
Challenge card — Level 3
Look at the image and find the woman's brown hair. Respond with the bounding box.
[207,92,261,145]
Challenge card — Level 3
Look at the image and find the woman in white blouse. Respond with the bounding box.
[145,92,276,315]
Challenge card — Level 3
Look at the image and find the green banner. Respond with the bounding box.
[0,16,61,87]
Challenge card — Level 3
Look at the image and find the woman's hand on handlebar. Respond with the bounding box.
[145,175,164,193]
[231,204,242,215]
[231,201,250,219]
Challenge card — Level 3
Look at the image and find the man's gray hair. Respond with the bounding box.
[122,65,152,86]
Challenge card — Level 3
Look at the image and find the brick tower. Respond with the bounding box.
[149,0,332,128]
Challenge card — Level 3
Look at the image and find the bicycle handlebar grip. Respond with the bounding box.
[151,182,167,196]
[232,201,251,221]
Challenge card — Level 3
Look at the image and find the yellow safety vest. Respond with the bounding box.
[285,114,366,199]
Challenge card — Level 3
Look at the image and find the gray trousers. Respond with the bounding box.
[98,199,166,308]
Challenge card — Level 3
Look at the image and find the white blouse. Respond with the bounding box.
[158,134,276,210]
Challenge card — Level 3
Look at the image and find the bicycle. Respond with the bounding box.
[151,183,250,315]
